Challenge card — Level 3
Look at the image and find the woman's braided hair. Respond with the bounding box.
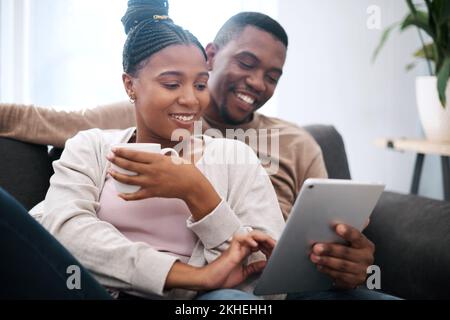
[122,0,206,76]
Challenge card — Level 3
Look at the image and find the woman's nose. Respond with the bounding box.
[178,88,200,108]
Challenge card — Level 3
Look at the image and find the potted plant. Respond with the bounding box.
[373,0,450,142]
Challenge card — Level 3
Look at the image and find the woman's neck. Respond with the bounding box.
[135,128,179,150]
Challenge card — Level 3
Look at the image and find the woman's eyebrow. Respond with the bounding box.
[157,71,209,77]
[158,71,183,77]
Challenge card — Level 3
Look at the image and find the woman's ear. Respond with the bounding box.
[122,73,135,98]
[205,43,218,71]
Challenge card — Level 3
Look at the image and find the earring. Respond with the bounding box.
[129,93,136,104]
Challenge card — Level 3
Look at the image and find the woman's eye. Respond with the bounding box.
[195,83,207,91]
[163,83,180,90]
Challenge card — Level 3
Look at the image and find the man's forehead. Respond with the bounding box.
[222,26,287,65]
[232,25,285,48]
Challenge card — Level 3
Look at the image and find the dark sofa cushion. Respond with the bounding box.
[304,125,352,179]
[0,138,53,210]
[364,191,450,300]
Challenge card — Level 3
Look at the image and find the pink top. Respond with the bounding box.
[97,174,198,262]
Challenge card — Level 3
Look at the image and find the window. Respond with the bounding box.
[0,0,279,115]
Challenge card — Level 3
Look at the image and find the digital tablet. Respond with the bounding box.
[254,178,385,296]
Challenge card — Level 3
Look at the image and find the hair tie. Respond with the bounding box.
[153,15,170,21]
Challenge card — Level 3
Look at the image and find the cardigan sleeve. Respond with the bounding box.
[187,139,286,265]
[40,130,178,298]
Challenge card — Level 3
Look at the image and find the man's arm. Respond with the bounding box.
[0,101,136,148]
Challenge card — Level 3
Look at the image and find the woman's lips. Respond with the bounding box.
[169,113,197,129]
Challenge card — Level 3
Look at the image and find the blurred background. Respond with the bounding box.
[0,0,442,200]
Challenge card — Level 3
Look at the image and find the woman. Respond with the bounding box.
[30,0,285,299]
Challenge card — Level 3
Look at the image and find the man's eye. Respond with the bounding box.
[238,61,254,69]
[266,76,279,84]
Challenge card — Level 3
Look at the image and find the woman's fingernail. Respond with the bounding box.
[315,245,324,255]
[337,225,346,235]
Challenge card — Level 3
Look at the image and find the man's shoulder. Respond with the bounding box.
[255,113,321,152]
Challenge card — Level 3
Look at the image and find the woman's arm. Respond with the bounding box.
[107,140,286,268]
[41,130,180,297]
[165,231,276,291]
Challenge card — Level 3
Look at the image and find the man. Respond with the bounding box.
[0,12,384,297]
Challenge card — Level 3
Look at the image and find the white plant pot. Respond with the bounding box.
[416,76,450,142]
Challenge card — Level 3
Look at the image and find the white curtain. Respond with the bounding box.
[0,0,279,115]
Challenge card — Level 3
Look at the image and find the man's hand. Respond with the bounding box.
[310,224,375,289]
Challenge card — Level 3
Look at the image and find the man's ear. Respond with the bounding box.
[205,43,218,71]
[122,73,135,97]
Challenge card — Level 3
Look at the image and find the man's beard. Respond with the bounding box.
[219,101,253,125]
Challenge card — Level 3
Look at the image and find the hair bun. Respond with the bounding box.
[122,0,170,35]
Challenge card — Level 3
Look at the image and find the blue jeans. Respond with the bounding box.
[197,289,263,300]
[287,288,401,300]
[0,188,111,299]
[196,288,400,300]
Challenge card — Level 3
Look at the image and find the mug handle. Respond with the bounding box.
[160,148,179,158]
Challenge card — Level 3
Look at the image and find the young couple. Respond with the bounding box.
[0,0,398,300]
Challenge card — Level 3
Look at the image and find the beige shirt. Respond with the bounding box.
[202,114,328,219]
[0,102,328,217]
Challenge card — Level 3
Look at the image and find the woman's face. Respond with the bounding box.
[124,44,210,142]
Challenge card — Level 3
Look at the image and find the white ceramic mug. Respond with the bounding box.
[109,143,179,194]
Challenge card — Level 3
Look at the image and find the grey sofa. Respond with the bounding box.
[1,125,449,300]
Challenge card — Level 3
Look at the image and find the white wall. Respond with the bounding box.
[277,0,443,200]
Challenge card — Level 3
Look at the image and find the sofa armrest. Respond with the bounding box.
[364,191,450,300]
[0,138,53,210]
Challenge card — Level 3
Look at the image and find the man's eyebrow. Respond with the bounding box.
[236,51,283,75]
[236,51,260,62]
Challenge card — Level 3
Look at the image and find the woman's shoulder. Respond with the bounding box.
[67,127,136,146]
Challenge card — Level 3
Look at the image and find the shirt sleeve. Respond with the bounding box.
[0,102,135,148]
[40,130,178,297]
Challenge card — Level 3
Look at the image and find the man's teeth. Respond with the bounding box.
[171,114,195,122]
[237,93,255,105]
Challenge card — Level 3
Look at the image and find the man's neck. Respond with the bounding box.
[203,104,255,129]
[203,104,225,125]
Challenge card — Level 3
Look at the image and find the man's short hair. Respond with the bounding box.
[213,12,288,49]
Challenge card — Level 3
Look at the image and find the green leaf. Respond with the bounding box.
[405,62,417,72]
[372,22,399,63]
[401,11,434,38]
[414,43,437,63]
[406,0,417,16]
[432,0,450,26]
[437,56,450,108]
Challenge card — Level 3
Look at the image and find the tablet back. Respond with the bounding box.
[254,179,385,295]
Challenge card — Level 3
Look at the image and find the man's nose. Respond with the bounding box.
[246,70,266,93]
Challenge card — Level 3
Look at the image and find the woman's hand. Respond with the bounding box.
[107,148,221,220]
[200,231,276,290]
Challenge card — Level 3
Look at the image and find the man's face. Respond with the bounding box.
[206,26,287,125]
